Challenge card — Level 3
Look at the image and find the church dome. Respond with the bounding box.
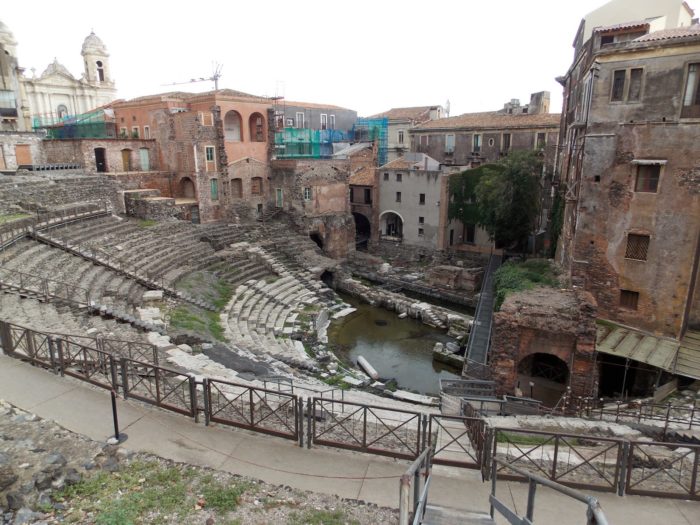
[0,20,18,53]
[81,31,108,55]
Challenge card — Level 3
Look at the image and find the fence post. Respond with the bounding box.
[189,376,198,423]
[399,473,411,525]
[526,478,537,522]
[248,387,255,427]
[109,356,118,392]
[691,399,697,431]
[202,379,210,426]
[47,336,59,374]
[120,358,129,400]
[663,403,672,440]
[298,396,304,448]
[0,321,11,355]
[618,441,629,496]
[420,414,428,456]
[551,435,559,481]
[362,406,368,450]
[306,397,312,449]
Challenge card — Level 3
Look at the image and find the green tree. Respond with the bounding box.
[474,151,542,250]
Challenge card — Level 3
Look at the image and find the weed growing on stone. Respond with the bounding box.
[288,508,360,525]
[0,212,31,224]
[493,259,558,310]
[137,219,158,228]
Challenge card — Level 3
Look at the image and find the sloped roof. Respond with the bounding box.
[634,24,700,42]
[593,20,650,33]
[380,158,415,170]
[368,106,436,121]
[413,112,561,131]
[596,321,678,373]
[349,166,375,186]
[283,100,353,111]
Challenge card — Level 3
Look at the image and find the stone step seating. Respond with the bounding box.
[209,258,271,288]
[33,223,217,312]
[198,223,246,250]
[0,291,151,344]
[0,175,113,210]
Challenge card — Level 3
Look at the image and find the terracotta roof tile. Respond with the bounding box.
[380,158,414,170]
[413,112,561,131]
[634,24,700,42]
[349,167,375,186]
[368,106,437,121]
[283,100,353,111]
[593,21,649,33]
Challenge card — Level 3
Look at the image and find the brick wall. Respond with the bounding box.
[0,132,46,169]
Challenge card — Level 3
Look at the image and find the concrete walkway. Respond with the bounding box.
[0,354,698,525]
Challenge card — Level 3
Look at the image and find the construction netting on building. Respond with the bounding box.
[32,109,117,140]
[353,118,388,166]
[274,128,349,158]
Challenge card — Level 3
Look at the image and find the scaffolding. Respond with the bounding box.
[32,108,117,140]
[352,117,388,166]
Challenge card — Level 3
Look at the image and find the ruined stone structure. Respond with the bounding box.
[490,288,598,403]
[556,1,700,340]
[269,159,356,258]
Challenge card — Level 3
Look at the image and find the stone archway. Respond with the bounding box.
[517,352,569,405]
[379,210,403,239]
[310,232,324,249]
[353,212,371,250]
[180,177,195,199]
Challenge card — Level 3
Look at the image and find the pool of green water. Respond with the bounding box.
[328,294,462,395]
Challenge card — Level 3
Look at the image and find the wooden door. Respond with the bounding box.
[15,144,32,166]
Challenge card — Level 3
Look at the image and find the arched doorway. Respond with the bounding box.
[249,113,265,142]
[310,232,324,250]
[379,211,403,239]
[353,212,371,250]
[180,177,195,199]
[517,353,569,406]
[94,148,107,172]
[224,110,242,142]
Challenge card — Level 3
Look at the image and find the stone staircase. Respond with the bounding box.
[421,506,495,525]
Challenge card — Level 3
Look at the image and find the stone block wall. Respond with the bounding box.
[489,287,598,399]
[0,132,46,169]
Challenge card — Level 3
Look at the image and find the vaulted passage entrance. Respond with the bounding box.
[353,212,371,250]
[310,232,323,250]
[517,353,569,406]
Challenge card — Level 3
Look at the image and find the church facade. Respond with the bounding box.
[0,21,116,132]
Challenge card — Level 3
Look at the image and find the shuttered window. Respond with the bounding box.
[625,234,650,261]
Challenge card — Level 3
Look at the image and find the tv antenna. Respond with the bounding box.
[162,63,223,90]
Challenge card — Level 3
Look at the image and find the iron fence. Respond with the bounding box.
[205,378,299,441]
[625,440,700,500]
[583,400,700,433]
[427,414,485,469]
[492,427,626,494]
[57,337,116,390]
[120,358,197,418]
[310,397,424,459]
[101,338,158,364]
[0,321,55,369]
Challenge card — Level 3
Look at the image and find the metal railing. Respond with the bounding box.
[490,458,609,525]
[398,445,434,525]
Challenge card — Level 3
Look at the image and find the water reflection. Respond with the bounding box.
[328,294,462,395]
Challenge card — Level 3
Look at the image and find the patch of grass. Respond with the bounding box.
[289,509,359,525]
[176,271,233,311]
[138,219,158,228]
[493,259,558,310]
[169,306,226,341]
[496,430,579,446]
[320,374,350,390]
[0,212,30,224]
[264,275,279,284]
[201,480,251,512]
[56,461,192,525]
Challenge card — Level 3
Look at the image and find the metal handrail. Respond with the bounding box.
[399,446,434,525]
[490,458,608,525]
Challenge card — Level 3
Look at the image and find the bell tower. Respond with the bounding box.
[81,31,112,86]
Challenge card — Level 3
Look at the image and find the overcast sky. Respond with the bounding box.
[3,0,610,117]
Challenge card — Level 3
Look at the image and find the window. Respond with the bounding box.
[364,188,371,204]
[320,113,327,130]
[303,187,312,201]
[56,104,68,119]
[398,130,405,145]
[601,34,614,45]
[396,191,401,203]
[329,115,335,129]
[418,216,424,224]
[635,164,660,192]
[465,223,476,244]
[628,68,643,101]
[620,290,639,310]
[119,127,127,137]
[251,177,263,195]
[199,112,214,126]
[210,179,219,200]
[296,112,304,129]
[611,70,626,101]
[536,132,546,149]
[286,118,294,126]
[205,146,216,172]
[383,172,389,181]
[420,135,429,147]
[419,193,426,205]
[502,133,511,153]
[682,63,700,118]
[143,126,150,139]
[131,126,139,138]
[445,133,455,153]
[611,68,643,102]
[625,233,650,261]
[96,60,104,82]
[418,228,424,236]
[473,134,481,153]
[396,173,402,182]
[488,138,495,147]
